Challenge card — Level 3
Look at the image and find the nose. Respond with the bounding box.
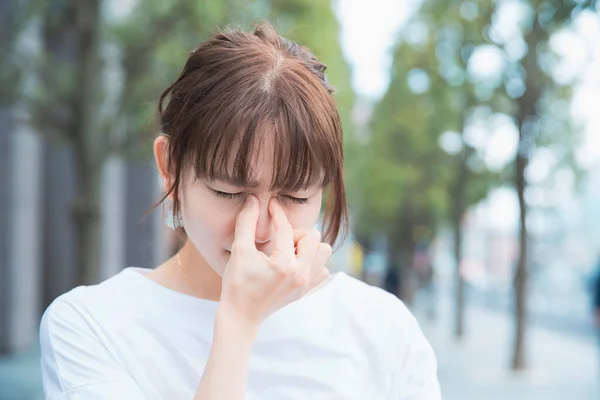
[254,199,273,245]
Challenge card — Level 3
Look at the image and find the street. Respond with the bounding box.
[416,297,600,400]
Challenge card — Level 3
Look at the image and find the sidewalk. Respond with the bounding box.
[0,344,43,400]
[415,299,600,400]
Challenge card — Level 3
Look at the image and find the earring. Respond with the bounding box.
[165,209,184,230]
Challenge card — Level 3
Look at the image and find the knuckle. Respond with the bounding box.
[272,262,289,277]
[292,273,309,288]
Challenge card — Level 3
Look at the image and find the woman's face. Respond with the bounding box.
[176,145,323,276]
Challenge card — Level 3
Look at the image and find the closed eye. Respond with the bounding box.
[282,195,309,205]
[209,189,308,205]
[210,189,243,200]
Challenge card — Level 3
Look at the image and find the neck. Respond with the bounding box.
[176,239,223,301]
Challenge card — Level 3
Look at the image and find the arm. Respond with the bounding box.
[193,307,259,400]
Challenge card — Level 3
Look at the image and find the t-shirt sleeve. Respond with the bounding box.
[386,305,441,400]
[39,296,147,400]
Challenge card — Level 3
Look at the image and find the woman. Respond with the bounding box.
[40,22,440,399]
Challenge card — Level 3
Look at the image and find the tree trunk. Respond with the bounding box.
[72,0,102,285]
[389,213,416,305]
[72,171,101,286]
[511,13,546,372]
[512,147,528,370]
[398,240,415,305]
[452,146,471,340]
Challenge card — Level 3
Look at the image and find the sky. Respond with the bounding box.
[334,0,417,101]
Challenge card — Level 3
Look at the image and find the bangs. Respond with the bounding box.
[182,70,340,192]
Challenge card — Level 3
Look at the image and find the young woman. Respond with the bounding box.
[40,23,441,399]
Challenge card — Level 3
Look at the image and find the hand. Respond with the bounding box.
[219,195,332,325]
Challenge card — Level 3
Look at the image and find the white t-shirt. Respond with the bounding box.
[40,267,441,400]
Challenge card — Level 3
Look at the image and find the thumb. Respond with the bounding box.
[233,194,258,248]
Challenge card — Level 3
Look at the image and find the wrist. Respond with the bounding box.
[215,304,261,340]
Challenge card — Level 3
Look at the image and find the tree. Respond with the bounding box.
[495,0,596,370]
[358,0,500,308]
[33,0,103,286]
[0,0,44,106]
[358,36,455,303]
[412,0,501,339]
[32,0,250,286]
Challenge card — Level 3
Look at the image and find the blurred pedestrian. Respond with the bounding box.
[384,265,400,297]
[593,256,600,333]
[38,22,440,399]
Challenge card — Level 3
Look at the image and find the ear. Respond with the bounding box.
[153,135,174,200]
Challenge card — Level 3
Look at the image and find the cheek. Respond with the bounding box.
[186,208,229,239]
[285,195,323,230]
[180,188,237,250]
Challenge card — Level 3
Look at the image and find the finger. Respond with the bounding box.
[233,195,259,249]
[309,243,332,278]
[307,266,330,293]
[269,198,294,260]
[295,230,321,267]
[292,229,308,256]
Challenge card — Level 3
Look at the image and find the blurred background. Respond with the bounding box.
[1,0,600,399]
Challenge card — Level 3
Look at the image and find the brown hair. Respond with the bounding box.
[156,22,347,247]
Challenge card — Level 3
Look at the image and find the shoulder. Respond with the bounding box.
[326,273,440,398]
[39,270,150,399]
[328,273,415,331]
[39,287,98,371]
[40,269,138,338]
[325,273,421,358]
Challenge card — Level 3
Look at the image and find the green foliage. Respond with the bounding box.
[0,0,46,106]
[107,0,244,158]
[355,0,499,241]
[269,0,354,115]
